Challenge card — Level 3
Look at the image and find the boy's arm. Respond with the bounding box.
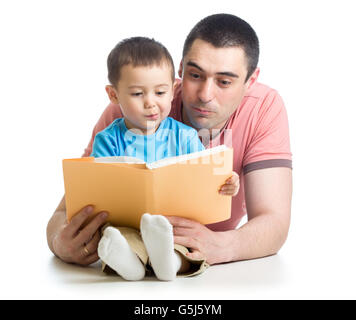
[166,167,292,264]
[46,195,108,265]
[185,129,205,153]
[83,103,122,157]
[90,131,118,157]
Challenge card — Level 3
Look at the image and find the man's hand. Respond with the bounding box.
[165,216,232,265]
[50,203,108,266]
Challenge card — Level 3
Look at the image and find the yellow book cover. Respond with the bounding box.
[63,145,233,229]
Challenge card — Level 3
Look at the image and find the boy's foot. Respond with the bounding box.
[98,227,145,281]
[140,213,182,281]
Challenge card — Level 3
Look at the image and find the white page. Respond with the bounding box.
[94,156,145,164]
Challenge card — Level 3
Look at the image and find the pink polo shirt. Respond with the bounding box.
[83,81,292,231]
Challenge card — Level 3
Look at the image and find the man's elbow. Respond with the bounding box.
[272,213,291,255]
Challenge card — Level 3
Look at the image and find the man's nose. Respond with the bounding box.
[197,79,214,104]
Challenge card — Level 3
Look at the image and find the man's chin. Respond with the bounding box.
[189,116,215,131]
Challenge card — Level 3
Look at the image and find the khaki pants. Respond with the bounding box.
[101,225,209,278]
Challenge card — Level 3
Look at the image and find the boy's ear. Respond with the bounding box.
[178,60,183,78]
[105,85,119,104]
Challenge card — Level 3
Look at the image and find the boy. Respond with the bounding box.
[91,37,239,280]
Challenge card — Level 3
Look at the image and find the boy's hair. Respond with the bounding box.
[182,14,259,82]
[107,37,175,86]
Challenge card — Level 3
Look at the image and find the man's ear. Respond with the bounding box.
[246,67,260,89]
[171,79,179,102]
[178,60,183,78]
[105,85,119,104]
[173,79,179,91]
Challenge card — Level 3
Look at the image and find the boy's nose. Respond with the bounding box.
[144,96,156,108]
[144,102,155,109]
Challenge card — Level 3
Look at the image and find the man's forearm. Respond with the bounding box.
[223,212,290,262]
[46,196,66,255]
[222,167,292,262]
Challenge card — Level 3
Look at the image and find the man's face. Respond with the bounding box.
[179,39,258,132]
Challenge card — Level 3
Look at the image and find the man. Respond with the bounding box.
[47,13,292,266]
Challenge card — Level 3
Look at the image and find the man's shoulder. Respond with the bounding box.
[245,82,278,99]
[241,82,285,116]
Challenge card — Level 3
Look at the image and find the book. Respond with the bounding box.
[62,145,233,229]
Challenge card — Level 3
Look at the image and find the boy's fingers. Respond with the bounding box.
[220,182,239,191]
[226,172,239,184]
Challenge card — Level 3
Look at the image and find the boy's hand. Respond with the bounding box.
[219,171,240,196]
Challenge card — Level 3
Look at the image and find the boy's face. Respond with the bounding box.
[106,63,175,135]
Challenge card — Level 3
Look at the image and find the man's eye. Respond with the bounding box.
[189,72,200,79]
[219,80,232,86]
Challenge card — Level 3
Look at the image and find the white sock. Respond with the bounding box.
[140,213,182,281]
[98,227,145,281]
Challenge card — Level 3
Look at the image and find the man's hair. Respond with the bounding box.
[182,14,259,82]
[107,37,175,86]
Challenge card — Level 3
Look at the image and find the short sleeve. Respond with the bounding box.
[185,130,205,154]
[242,90,292,174]
[90,131,118,158]
[82,103,122,157]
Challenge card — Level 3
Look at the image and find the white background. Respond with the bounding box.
[0,0,355,300]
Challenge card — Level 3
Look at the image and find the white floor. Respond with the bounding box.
[1,197,355,300]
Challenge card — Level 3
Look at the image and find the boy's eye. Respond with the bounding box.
[131,92,143,96]
[156,91,166,96]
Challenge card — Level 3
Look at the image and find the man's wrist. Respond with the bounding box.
[211,230,239,264]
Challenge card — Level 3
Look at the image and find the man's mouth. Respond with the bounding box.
[192,106,214,115]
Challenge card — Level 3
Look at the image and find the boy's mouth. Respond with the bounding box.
[145,113,159,120]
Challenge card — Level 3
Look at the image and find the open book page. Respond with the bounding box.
[94,156,145,164]
[147,146,233,223]
[146,145,229,170]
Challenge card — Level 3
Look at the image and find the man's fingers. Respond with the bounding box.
[186,250,204,260]
[80,251,100,266]
[83,230,101,254]
[74,211,108,245]
[173,236,199,250]
[65,205,94,237]
[173,226,195,237]
[165,216,198,228]
[84,252,100,265]
[76,231,101,266]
